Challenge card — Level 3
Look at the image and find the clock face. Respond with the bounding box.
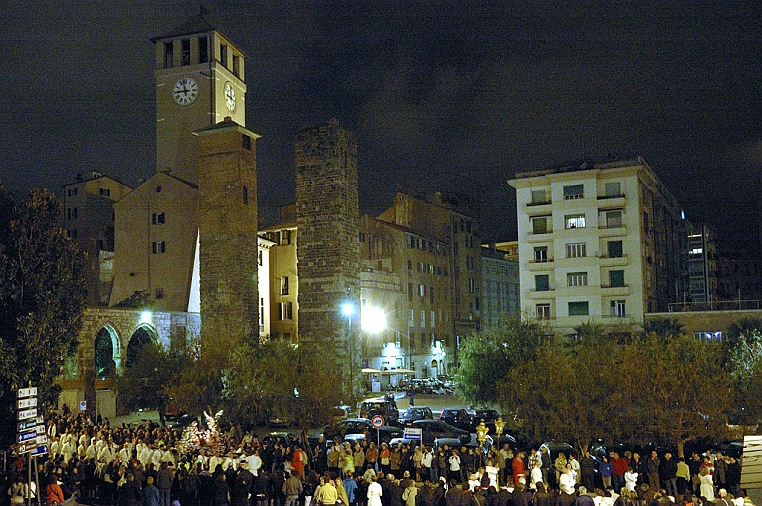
[173,78,198,105]
[224,81,236,112]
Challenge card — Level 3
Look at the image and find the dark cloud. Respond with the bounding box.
[1,0,761,242]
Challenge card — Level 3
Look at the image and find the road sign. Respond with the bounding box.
[17,408,37,421]
[403,428,422,441]
[17,387,37,398]
[31,445,48,457]
[36,434,48,445]
[17,431,38,443]
[17,441,37,454]
[80,400,87,411]
[371,415,385,429]
[17,420,37,432]
[17,397,37,409]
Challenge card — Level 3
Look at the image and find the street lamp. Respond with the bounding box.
[341,302,356,399]
[494,416,505,450]
[476,419,489,466]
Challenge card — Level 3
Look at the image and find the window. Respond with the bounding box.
[152,212,165,225]
[258,250,263,266]
[220,44,228,67]
[565,214,585,229]
[534,246,548,262]
[243,134,251,151]
[532,216,549,234]
[232,54,240,76]
[407,260,412,271]
[430,311,436,328]
[531,189,549,205]
[567,271,588,287]
[535,274,550,292]
[429,286,434,304]
[278,301,293,320]
[536,304,551,319]
[419,284,425,297]
[199,36,208,63]
[608,240,623,258]
[260,298,265,325]
[563,184,584,200]
[694,331,723,342]
[605,182,621,197]
[609,270,625,287]
[152,241,166,254]
[568,301,589,316]
[281,276,289,295]
[611,300,626,317]
[566,243,586,258]
[409,309,415,326]
[410,236,416,248]
[181,38,190,65]
[600,209,623,228]
[408,283,413,300]
[469,278,476,293]
[420,310,426,327]
[99,187,110,196]
[155,288,164,300]
[164,41,173,68]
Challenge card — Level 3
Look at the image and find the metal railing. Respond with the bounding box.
[668,300,762,312]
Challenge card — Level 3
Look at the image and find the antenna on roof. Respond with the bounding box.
[200,4,210,17]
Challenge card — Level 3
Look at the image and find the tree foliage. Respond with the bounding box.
[225,339,345,429]
[0,185,87,446]
[455,312,549,405]
[726,329,762,425]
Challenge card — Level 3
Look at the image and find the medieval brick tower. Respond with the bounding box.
[295,119,361,394]
[195,118,261,352]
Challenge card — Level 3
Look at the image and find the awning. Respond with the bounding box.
[380,368,415,375]
[362,368,382,374]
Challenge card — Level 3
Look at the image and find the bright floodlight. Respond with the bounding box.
[361,306,387,334]
[341,302,355,318]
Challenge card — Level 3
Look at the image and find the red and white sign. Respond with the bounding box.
[371,415,385,429]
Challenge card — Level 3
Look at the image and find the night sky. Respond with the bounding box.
[2,1,761,243]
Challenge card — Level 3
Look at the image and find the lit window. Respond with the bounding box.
[152,241,166,254]
[565,214,585,229]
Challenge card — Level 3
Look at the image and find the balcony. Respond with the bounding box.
[598,254,628,266]
[527,199,552,207]
[527,231,553,243]
[528,258,554,271]
[600,284,630,296]
[598,224,627,238]
[528,288,555,300]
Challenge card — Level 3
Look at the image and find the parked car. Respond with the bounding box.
[540,441,576,461]
[164,413,196,428]
[440,408,471,431]
[390,419,471,448]
[399,406,434,425]
[324,418,404,440]
[467,408,501,432]
[359,397,399,425]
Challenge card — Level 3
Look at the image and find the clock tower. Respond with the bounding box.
[152,15,247,184]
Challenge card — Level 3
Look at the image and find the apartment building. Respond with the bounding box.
[508,157,687,336]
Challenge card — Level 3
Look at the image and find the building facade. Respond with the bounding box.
[508,157,687,336]
[480,242,520,330]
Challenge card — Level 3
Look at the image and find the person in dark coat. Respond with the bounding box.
[145,476,162,506]
[118,473,143,506]
[212,474,232,506]
[231,463,254,506]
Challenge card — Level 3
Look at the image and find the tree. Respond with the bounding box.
[642,317,684,339]
[725,328,762,425]
[501,323,621,448]
[455,312,550,405]
[616,333,733,456]
[0,185,87,445]
[225,339,345,430]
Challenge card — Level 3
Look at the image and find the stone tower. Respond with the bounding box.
[295,119,361,394]
[195,117,261,352]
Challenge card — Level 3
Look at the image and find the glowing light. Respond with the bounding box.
[341,302,355,318]
[361,306,387,334]
[140,311,152,324]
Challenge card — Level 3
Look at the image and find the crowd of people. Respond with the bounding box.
[0,409,751,506]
